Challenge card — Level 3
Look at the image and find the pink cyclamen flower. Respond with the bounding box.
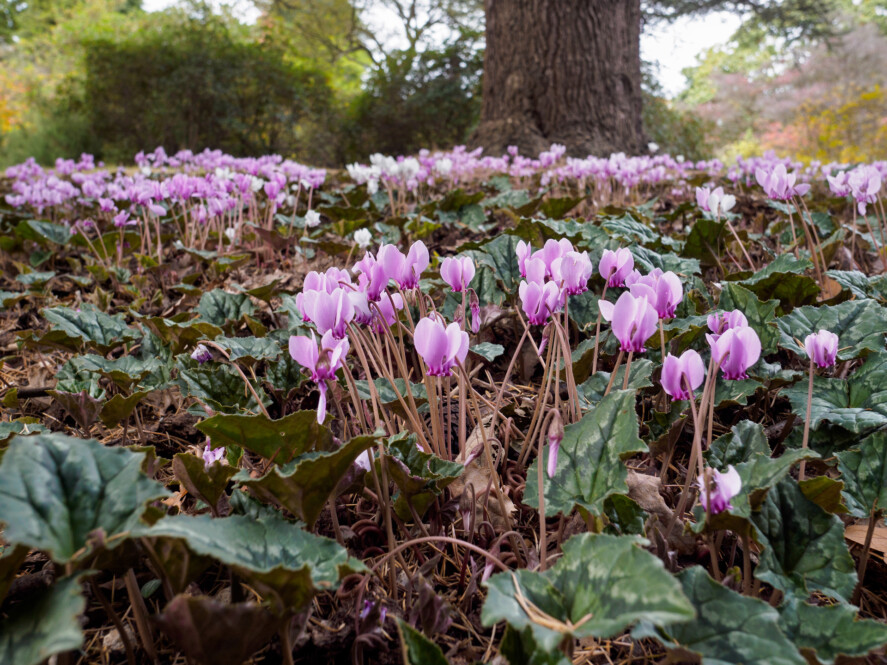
[379,240,429,290]
[414,316,469,377]
[848,166,882,215]
[697,466,742,515]
[552,251,593,296]
[755,164,810,200]
[599,248,634,288]
[289,331,350,424]
[660,350,705,401]
[299,287,354,339]
[519,280,561,326]
[191,344,212,364]
[202,441,224,470]
[706,310,748,338]
[696,186,735,215]
[516,241,533,277]
[628,269,683,319]
[707,326,761,380]
[598,291,658,353]
[469,289,480,333]
[534,238,574,277]
[826,171,851,198]
[440,256,476,292]
[804,329,839,368]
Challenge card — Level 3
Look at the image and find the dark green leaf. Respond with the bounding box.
[776,299,887,361]
[196,411,333,462]
[396,619,450,665]
[836,430,887,518]
[196,289,256,327]
[470,342,505,362]
[635,566,805,665]
[0,433,168,563]
[175,360,270,414]
[173,453,237,512]
[577,360,654,406]
[236,435,379,526]
[135,512,364,613]
[718,283,780,355]
[382,433,463,519]
[0,575,86,665]
[751,478,857,603]
[42,304,139,353]
[15,219,71,246]
[783,352,887,434]
[482,533,694,653]
[525,390,646,518]
[778,598,887,665]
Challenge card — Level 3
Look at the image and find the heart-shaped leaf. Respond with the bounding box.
[783,352,887,434]
[396,619,450,665]
[778,597,887,665]
[0,433,168,563]
[236,434,380,526]
[634,566,805,665]
[776,299,887,361]
[482,534,694,653]
[0,575,87,665]
[717,283,780,355]
[751,478,857,603]
[196,289,255,327]
[836,430,887,518]
[41,304,139,354]
[381,433,463,519]
[173,453,237,513]
[135,512,364,613]
[196,411,332,462]
[525,390,646,518]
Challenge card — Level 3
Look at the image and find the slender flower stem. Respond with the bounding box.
[591,284,608,375]
[537,420,548,571]
[622,350,634,390]
[603,350,624,397]
[800,358,815,482]
[659,320,667,364]
[854,506,881,604]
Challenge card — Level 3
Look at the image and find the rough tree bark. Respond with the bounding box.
[471,0,644,157]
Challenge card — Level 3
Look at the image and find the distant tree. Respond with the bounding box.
[471,0,837,157]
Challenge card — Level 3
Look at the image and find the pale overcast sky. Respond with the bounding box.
[141,0,741,97]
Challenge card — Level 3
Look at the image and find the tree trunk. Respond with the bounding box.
[471,0,644,157]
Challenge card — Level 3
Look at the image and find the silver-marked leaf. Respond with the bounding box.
[776,299,887,361]
[482,534,694,653]
[778,597,887,665]
[525,390,646,518]
[41,304,139,353]
[635,566,805,665]
[751,478,857,603]
[0,433,168,563]
[135,512,364,614]
[836,430,887,518]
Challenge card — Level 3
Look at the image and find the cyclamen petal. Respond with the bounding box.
[598,248,634,287]
[709,326,761,380]
[661,350,705,400]
[698,466,742,515]
[804,329,839,368]
[414,316,468,376]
